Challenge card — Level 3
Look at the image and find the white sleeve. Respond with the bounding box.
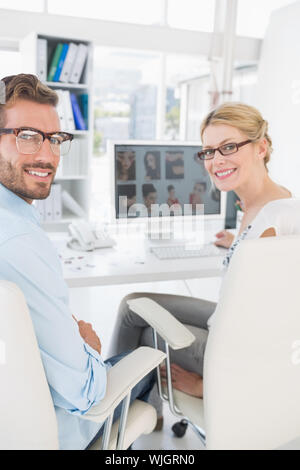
[249,199,300,238]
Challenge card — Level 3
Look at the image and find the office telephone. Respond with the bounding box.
[67,220,116,251]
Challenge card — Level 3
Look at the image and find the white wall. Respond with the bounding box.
[0,7,261,62]
[255,1,300,196]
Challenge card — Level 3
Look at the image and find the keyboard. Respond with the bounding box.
[150,244,222,260]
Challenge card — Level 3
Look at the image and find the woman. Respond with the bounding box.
[144,151,161,180]
[117,150,136,181]
[189,182,206,212]
[112,102,300,429]
[167,184,180,207]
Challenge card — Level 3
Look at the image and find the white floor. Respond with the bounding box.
[69,276,221,450]
[133,403,205,450]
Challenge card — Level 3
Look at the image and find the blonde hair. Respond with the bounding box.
[200,102,273,170]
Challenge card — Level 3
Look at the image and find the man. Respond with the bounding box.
[142,183,157,215]
[0,74,155,450]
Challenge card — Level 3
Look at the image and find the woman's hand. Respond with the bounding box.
[160,363,203,398]
[214,230,234,249]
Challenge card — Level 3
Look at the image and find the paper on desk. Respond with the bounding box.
[59,253,96,272]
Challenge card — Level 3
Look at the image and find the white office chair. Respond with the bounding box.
[0,280,165,450]
[128,236,300,450]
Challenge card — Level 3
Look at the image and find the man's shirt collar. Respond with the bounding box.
[0,182,41,226]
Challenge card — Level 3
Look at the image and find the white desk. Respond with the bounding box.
[50,231,225,288]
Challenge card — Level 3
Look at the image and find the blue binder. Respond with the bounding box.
[70,93,86,130]
[53,43,69,82]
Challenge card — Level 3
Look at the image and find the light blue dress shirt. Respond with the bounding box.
[0,183,108,450]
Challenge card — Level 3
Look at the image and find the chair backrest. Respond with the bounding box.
[0,280,59,450]
[204,236,300,450]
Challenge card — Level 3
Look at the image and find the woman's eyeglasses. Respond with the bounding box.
[0,127,74,156]
[195,140,253,161]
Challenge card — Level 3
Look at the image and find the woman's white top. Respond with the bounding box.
[223,197,300,269]
[207,197,300,328]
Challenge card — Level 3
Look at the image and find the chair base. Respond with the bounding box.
[172,420,188,438]
[171,418,206,446]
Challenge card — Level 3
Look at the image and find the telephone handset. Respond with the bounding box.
[67,221,116,251]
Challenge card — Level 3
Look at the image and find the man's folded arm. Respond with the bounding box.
[0,236,107,415]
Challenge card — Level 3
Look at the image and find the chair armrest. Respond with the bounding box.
[81,347,165,423]
[127,297,195,350]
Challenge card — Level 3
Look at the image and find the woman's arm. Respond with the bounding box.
[260,227,276,237]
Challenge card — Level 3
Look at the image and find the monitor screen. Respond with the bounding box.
[113,142,222,219]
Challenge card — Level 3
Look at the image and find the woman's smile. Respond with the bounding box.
[214,168,237,180]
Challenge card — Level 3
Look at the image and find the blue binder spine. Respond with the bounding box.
[79,94,88,129]
[54,43,69,82]
[70,93,86,130]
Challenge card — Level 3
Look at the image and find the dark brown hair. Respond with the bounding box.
[0,74,58,127]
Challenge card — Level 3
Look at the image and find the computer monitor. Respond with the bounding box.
[110,141,226,225]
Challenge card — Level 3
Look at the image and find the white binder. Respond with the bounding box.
[69,44,88,84]
[36,38,47,81]
[61,90,75,131]
[52,183,62,220]
[56,90,67,131]
[71,139,80,176]
[59,42,78,83]
[55,157,64,179]
[44,190,54,221]
[33,199,46,221]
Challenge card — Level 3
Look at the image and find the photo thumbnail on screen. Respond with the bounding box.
[144,151,161,180]
[117,184,136,215]
[165,151,184,179]
[117,150,136,181]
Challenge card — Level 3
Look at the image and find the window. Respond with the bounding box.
[0,0,44,11]
[48,0,164,25]
[167,0,215,32]
[182,65,258,141]
[93,47,160,154]
[164,54,210,140]
[237,0,296,38]
[90,47,160,221]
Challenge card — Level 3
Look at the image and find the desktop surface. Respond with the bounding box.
[49,225,226,288]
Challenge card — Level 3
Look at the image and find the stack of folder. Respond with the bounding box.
[55,139,88,178]
[56,89,88,131]
[34,186,86,222]
[34,183,62,222]
[37,39,89,84]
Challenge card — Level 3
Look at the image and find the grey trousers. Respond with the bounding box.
[113,292,216,416]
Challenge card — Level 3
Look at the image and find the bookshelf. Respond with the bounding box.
[20,32,94,231]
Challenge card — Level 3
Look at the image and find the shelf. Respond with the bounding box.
[55,175,89,180]
[71,130,90,136]
[42,211,84,226]
[21,32,93,229]
[45,81,88,90]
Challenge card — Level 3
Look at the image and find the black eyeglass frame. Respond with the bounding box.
[196,139,253,161]
[0,126,74,154]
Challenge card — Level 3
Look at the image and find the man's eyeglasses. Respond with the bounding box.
[0,127,74,156]
[195,140,253,161]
